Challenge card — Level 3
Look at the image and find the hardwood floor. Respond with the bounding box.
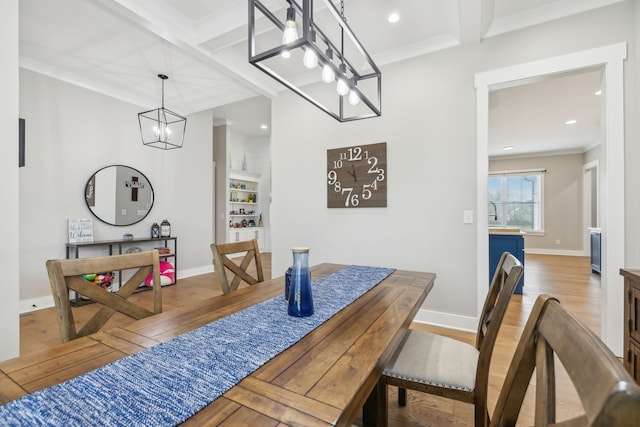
[19,253,601,426]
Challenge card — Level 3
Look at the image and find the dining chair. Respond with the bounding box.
[491,294,640,426]
[46,250,162,343]
[379,251,523,427]
[210,239,264,294]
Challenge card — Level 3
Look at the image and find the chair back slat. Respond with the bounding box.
[46,250,163,342]
[210,239,264,294]
[491,295,640,426]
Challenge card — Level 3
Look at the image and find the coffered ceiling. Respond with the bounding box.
[19,0,618,151]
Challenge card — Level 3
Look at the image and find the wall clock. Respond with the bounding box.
[327,142,387,208]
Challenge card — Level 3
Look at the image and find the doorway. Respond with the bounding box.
[475,43,626,355]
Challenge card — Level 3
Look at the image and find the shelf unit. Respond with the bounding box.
[66,237,177,306]
[227,171,264,248]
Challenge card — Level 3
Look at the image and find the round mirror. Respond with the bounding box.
[85,165,154,226]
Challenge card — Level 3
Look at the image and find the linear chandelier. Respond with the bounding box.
[249,0,381,122]
[138,74,187,150]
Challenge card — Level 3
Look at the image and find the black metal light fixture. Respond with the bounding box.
[249,0,381,122]
[138,74,187,150]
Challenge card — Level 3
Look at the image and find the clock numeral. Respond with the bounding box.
[347,146,363,161]
[376,169,385,182]
[371,180,378,190]
[339,152,347,161]
[362,184,372,200]
[334,181,342,192]
[327,170,337,185]
[367,156,378,174]
[333,159,343,169]
[341,188,360,207]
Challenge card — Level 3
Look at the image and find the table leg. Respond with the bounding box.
[363,375,387,427]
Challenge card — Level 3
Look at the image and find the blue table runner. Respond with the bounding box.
[0,265,395,427]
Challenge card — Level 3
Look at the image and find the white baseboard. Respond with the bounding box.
[20,295,54,314]
[412,308,478,332]
[524,248,585,256]
[20,265,215,314]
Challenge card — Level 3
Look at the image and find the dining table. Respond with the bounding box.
[0,263,435,426]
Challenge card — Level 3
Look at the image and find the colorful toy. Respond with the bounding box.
[144,261,175,287]
[81,272,114,290]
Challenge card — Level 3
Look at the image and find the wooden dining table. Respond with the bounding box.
[0,263,435,426]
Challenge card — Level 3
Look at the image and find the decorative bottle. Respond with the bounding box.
[160,219,171,237]
[287,247,313,317]
[151,222,160,238]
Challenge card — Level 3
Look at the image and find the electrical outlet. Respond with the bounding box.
[555,239,561,245]
[463,210,474,224]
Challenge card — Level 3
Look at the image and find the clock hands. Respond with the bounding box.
[347,163,357,182]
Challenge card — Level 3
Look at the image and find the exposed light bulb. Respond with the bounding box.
[322,63,335,83]
[281,50,291,58]
[282,7,298,45]
[348,89,360,106]
[321,49,335,83]
[153,124,171,141]
[336,77,349,96]
[303,47,318,69]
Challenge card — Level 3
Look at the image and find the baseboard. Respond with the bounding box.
[412,308,478,332]
[524,248,585,256]
[20,265,215,314]
[20,295,55,314]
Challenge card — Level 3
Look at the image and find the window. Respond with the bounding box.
[488,170,544,232]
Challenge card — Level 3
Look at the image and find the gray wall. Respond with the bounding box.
[18,69,215,305]
[270,2,636,324]
[490,153,585,253]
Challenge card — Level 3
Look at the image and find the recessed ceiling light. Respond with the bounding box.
[595,90,602,96]
[565,119,577,125]
[502,145,514,151]
[260,124,268,130]
[388,12,399,23]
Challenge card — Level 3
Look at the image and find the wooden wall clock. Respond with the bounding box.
[327,142,387,208]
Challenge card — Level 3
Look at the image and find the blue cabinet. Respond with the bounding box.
[590,229,601,274]
[489,233,525,294]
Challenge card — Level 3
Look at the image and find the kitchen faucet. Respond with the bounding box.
[488,201,498,220]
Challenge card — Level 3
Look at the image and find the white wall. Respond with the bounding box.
[18,69,214,308]
[0,0,20,361]
[271,1,636,328]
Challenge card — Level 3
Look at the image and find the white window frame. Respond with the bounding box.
[488,168,545,234]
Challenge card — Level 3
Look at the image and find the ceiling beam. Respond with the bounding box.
[456,0,495,46]
[90,0,281,99]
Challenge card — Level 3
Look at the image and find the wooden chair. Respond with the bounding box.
[46,250,162,343]
[210,239,264,294]
[378,252,523,427]
[491,294,640,426]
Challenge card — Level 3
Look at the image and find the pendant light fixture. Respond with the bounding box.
[138,74,187,150]
[249,0,381,122]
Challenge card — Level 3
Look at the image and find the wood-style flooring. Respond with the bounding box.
[19,253,601,426]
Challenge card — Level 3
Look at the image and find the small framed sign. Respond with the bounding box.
[68,218,94,243]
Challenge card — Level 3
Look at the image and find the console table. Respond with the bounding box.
[66,237,177,305]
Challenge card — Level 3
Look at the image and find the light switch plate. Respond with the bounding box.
[463,210,474,224]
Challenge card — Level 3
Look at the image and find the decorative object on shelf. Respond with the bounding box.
[123,233,134,241]
[258,214,264,227]
[160,219,171,237]
[138,74,187,150]
[85,165,154,226]
[155,247,171,255]
[151,222,160,238]
[287,247,313,317]
[68,218,93,244]
[326,142,387,208]
[249,0,381,122]
[126,247,142,254]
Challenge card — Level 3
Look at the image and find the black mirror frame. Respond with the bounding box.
[85,165,154,226]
